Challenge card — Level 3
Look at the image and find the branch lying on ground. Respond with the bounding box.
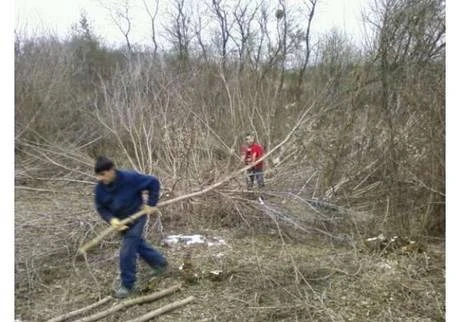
[45,296,112,322]
[71,284,182,322]
[125,296,195,322]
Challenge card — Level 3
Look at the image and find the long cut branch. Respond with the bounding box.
[79,101,316,255]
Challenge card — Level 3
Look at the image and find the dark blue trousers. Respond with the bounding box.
[119,215,167,289]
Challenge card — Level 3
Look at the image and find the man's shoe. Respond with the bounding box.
[113,285,132,299]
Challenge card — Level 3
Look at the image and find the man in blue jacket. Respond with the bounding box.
[94,156,168,298]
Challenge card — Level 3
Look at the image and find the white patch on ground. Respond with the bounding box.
[162,234,227,248]
[375,259,398,275]
[214,252,225,258]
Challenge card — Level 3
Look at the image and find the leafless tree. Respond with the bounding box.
[142,0,160,56]
[250,3,268,71]
[363,0,445,232]
[210,0,235,67]
[191,4,210,62]
[164,0,193,63]
[295,0,318,100]
[230,0,260,72]
[254,2,281,83]
[99,0,134,55]
[275,0,288,95]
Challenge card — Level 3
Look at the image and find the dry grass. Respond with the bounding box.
[15,183,444,322]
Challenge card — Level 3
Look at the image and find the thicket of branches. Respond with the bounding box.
[15,0,445,237]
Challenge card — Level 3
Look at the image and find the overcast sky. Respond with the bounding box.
[15,0,371,47]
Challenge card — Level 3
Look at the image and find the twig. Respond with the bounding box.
[78,101,316,254]
[82,252,102,296]
[22,176,95,185]
[249,304,306,309]
[15,186,85,195]
[73,284,182,322]
[45,296,111,322]
[125,296,195,322]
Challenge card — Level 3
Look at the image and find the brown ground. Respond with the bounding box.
[15,184,445,322]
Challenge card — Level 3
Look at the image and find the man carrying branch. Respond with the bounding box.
[94,156,168,298]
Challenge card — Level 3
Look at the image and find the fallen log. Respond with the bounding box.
[73,284,181,322]
[45,296,111,322]
[125,296,195,322]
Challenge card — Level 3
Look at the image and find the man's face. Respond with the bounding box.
[96,169,116,185]
[245,135,254,145]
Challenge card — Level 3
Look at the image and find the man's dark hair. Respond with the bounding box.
[94,156,115,174]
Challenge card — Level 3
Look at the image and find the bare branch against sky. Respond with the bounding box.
[15,0,371,46]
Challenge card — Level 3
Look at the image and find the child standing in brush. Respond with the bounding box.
[241,133,265,190]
